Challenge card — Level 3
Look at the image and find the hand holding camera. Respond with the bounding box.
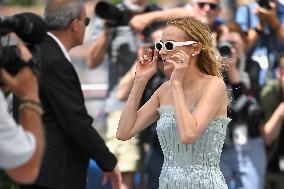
[257,0,272,9]
[1,45,38,101]
[0,12,46,77]
[0,12,46,101]
[224,47,239,73]
[217,41,238,65]
[0,13,45,183]
[255,0,281,31]
[217,40,241,84]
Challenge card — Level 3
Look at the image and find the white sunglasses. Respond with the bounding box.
[155,41,197,52]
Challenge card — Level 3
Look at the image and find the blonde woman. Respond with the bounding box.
[116,17,231,188]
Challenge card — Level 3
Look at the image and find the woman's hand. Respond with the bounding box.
[167,50,189,86]
[135,49,158,81]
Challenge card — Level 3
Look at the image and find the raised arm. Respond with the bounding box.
[172,77,227,144]
[116,49,160,140]
[116,45,150,100]
[1,45,44,183]
[86,27,111,69]
[256,2,284,44]
[261,102,284,145]
[130,7,191,33]
[168,50,227,144]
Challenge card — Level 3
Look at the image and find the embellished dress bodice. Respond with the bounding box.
[156,105,231,189]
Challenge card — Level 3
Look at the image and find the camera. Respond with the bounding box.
[257,0,271,9]
[232,94,263,125]
[95,1,132,27]
[217,41,233,58]
[0,45,39,76]
[0,12,46,77]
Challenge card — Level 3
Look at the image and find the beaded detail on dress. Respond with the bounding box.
[156,105,231,189]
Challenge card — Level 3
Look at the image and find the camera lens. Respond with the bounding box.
[257,0,271,9]
[217,41,233,58]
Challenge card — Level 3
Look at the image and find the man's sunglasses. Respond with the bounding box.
[155,41,197,52]
[196,2,220,10]
[84,17,90,26]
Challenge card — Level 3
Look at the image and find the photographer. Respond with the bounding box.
[0,44,44,184]
[87,0,161,188]
[128,0,224,40]
[259,53,284,189]
[235,0,284,87]
[216,22,266,189]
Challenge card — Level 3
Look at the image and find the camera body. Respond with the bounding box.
[0,12,46,78]
[95,1,133,27]
[231,94,263,125]
[257,0,271,9]
[0,45,39,76]
[217,41,233,58]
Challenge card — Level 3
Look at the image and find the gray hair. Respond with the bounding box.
[44,0,83,30]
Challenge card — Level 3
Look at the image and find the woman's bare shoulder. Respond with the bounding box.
[208,76,228,107]
[154,81,171,101]
[157,80,171,93]
[207,76,226,91]
[202,76,227,103]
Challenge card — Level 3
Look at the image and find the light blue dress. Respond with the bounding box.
[156,105,231,189]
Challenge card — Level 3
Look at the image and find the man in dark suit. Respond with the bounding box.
[20,0,121,189]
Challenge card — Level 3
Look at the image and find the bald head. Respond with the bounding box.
[44,0,84,30]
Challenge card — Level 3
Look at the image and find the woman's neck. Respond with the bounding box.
[182,60,205,88]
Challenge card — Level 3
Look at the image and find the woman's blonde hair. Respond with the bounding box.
[167,17,222,77]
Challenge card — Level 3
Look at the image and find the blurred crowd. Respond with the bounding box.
[1,0,284,189]
[84,0,284,189]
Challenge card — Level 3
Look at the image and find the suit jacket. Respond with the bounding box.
[33,35,117,189]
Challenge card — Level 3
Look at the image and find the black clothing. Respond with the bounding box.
[20,35,117,189]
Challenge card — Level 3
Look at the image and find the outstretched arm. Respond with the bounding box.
[130,7,191,33]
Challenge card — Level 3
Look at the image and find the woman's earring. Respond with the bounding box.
[192,54,195,57]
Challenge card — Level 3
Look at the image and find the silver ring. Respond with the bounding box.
[178,60,183,63]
